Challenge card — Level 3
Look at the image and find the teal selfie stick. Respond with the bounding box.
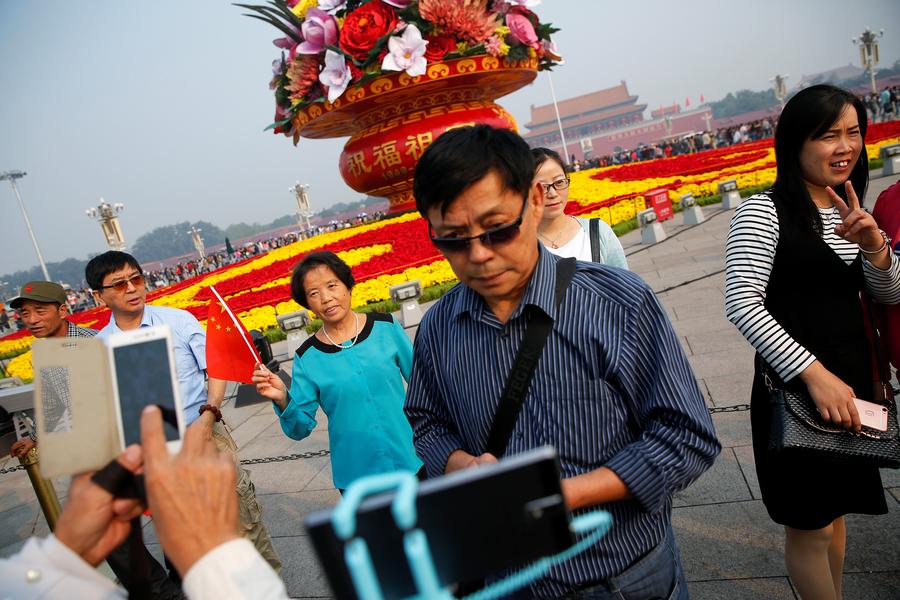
[331,471,613,600]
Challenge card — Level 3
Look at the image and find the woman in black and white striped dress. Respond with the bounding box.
[725,84,900,600]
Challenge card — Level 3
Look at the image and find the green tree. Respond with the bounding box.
[709,89,778,118]
[130,220,226,262]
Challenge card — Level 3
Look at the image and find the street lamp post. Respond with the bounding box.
[0,170,51,281]
[85,198,126,251]
[852,28,884,95]
[290,182,313,235]
[187,226,205,259]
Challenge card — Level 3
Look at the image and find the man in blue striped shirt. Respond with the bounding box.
[405,125,720,598]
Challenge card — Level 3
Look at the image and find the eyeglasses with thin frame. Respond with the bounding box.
[97,273,145,292]
[540,177,570,196]
[428,196,528,253]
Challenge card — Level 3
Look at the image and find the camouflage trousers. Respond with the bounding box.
[212,420,282,574]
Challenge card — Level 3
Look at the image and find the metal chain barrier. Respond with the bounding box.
[708,404,751,414]
[239,448,330,465]
[3,409,752,477]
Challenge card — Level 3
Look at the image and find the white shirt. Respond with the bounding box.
[547,226,593,262]
[0,535,288,600]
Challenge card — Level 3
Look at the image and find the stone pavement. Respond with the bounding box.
[1,172,899,598]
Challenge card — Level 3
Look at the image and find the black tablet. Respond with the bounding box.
[304,446,574,600]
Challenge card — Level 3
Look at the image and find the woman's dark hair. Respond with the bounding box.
[773,84,869,233]
[85,251,143,290]
[532,147,565,172]
[290,251,354,309]
[413,124,535,217]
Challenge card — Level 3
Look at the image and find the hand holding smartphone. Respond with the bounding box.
[852,397,889,432]
[108,326,185,453]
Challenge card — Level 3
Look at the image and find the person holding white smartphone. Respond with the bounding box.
[725,85,900,600]
[1,406,288,600]
[86,251,282,584]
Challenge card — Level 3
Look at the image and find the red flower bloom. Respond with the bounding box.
[423,34,455,62]
[339,1,398,63]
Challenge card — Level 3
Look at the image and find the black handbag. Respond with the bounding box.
[765,296,900,469]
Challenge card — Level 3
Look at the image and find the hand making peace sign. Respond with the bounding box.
[827,180,888,258]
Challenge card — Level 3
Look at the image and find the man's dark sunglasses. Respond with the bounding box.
[428,197,528,253]
[97,273,145,292]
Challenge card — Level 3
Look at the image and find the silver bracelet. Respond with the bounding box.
[860,230,890,255]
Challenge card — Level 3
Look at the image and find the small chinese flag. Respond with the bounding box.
[700,93,705,103]
[685,96,691,107]
[205,286,262,384]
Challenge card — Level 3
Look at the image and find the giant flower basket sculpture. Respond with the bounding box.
[242,0,560,212]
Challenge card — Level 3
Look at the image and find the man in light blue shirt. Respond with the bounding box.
[86,251,282,582]
[96,302,209,425]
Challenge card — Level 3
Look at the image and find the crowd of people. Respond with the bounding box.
[568,118,777,171]
[567,83,899,173]
[3,82,900,599]
[863,83,899,123]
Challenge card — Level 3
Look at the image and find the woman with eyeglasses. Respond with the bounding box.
[532,147,628,269]
[252,251,423,493]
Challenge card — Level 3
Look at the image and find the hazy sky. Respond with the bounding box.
[2,0,899,275]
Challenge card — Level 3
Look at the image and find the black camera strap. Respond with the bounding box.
[91,461,151,599]
[485,258,576,457]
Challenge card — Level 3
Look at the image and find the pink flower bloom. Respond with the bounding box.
[381,23,428,77]
[297,7,339,54]
[506,11,539,49]
[273,37,294,49]
[485,35,502,57]
[382,0,412,7]
[319,50,352,103]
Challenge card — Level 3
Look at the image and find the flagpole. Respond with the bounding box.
[209,285,261,363]
[547,72,570,165]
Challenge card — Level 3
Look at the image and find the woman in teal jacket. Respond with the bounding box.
[252,251,423,492]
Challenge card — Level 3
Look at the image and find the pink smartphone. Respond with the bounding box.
[852,398,889,432]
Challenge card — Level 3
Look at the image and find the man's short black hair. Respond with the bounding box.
[413,125,535,218]
[291,251,355,309]
[85,251,143,290]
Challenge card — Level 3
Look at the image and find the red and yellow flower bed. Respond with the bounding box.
[568,120,900,225]
[3,120,900,366]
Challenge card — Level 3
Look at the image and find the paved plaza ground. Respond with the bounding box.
[2,172,900,598]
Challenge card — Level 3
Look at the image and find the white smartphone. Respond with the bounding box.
[852,398,889,432]
[107,325,184,453]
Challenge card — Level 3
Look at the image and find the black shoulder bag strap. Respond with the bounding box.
[484,258,577,457]
[589,218,602,263]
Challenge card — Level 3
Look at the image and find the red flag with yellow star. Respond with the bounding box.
[205,286,262,384]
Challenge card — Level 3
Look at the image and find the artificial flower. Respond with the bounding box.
[418,0,500,45]
[286,54,321,101]
[297,7,340,54]
[382,24,428,76]
[339,0,398,62]
[484,35,502,57]
[424,34,456,62]
[319,49,352,103]
[382,0,412,7]
[506,9,539,49]
[290,0,319,19]
[317,0,346,13]
[541,38,563,63]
